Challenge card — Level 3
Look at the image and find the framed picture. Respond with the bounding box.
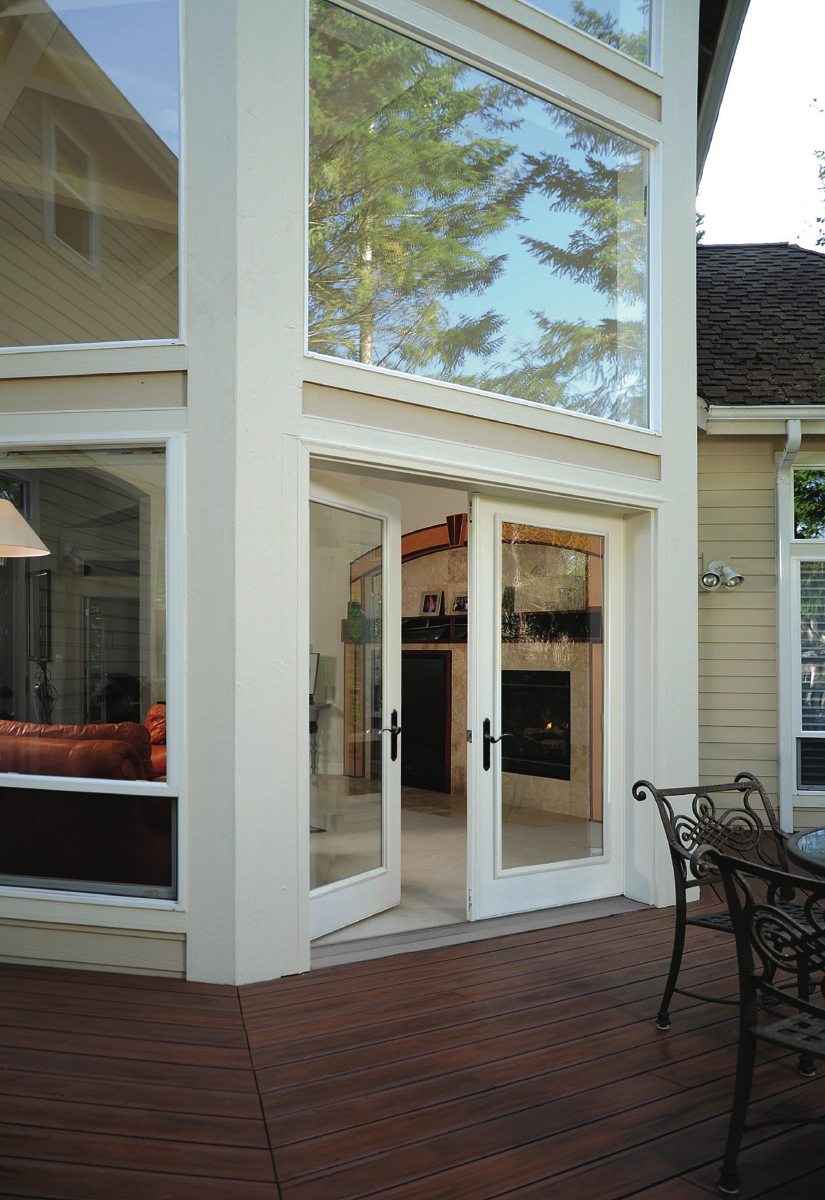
[419,590,443,616]
[450,592,468,614]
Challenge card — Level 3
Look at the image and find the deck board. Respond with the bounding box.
[2,901,825,1198]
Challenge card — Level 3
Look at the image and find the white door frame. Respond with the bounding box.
[467,493,625,920]
[308,473,402,939]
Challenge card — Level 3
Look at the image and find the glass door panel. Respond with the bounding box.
[499,523,604,869]
[469,496,623,920]
[310,503,383,887]
[309,477,401,939]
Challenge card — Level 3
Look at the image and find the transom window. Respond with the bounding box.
[308,1,650,428]
[521,1,651,64]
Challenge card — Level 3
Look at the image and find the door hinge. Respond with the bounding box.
[468,888,472,911]
[466,729,472,743]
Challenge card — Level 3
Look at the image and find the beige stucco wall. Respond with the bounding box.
[698,432,780,803]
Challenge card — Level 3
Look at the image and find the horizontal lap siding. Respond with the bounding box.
[0,918,185,977]
[698,434,779,803]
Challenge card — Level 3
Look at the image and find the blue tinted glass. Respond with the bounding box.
[309,2,649,427]
[525,1,650,63]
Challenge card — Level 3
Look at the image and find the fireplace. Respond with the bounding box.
[500,669,571,781]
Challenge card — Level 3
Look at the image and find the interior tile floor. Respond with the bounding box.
[312,785,604,945]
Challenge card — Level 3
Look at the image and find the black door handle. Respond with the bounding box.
[381,710,401,761]
[482,717,514,771]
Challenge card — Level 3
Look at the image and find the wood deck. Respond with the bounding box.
[1,902,824,1199]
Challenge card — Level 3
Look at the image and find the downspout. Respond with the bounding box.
[776,419,801,829]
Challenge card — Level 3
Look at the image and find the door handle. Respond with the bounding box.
[381,710,401,761]
[482,717,514,771]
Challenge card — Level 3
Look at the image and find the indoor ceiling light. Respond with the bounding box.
[0,499,49,557]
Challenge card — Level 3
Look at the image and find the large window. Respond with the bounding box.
[0,446,173,898]
[308,1,649,428]
[0,0,179,348]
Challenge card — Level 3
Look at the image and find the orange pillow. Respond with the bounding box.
[146,703,166,745]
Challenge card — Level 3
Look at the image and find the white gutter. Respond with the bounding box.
[776,419,801,830]
[704,404,825,434]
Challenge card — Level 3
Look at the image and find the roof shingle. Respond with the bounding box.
[696,242,825,405]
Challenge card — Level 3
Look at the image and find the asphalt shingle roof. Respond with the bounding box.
[696,242,825,406]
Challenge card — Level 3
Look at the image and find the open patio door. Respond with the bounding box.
[468,495,624,921]
[309,474,402,939]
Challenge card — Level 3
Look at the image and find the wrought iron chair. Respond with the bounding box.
[633,773,796,1031]
[692,847,825,1196]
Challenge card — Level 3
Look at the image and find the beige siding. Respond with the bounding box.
[0,917,185,976]
[698,433,780,804]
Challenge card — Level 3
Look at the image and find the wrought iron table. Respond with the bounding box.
[787,828,825,877]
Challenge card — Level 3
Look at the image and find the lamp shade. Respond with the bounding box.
[0,499,49,557]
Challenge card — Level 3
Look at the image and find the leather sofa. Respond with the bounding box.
[0,706,167,781]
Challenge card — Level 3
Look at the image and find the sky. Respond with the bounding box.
[697,0,825,250]
[54,0,180,155]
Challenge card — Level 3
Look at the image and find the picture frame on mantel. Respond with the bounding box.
[419,590,443,616]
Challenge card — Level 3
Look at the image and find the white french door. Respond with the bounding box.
[468,495,624,920]
[309,475,402,939]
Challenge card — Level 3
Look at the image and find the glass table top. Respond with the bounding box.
[795,828,825,864]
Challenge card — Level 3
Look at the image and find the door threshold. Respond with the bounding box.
[310,895,648,970]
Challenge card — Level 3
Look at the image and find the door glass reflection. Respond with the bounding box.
[499,524,604,869]
[310,502,383,889]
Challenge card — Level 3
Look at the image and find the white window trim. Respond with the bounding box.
[777,446,825,824]
[0,426,185,911]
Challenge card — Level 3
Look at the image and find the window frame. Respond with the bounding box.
[0,429,184,906]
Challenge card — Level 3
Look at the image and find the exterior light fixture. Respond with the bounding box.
[700,559,744,592]
[0,499,49,557]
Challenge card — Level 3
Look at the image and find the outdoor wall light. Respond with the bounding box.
[700,559,745,591]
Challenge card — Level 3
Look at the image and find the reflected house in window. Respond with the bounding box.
[0,2,179,347]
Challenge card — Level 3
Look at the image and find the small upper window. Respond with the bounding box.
[50,126,95,263]
[308,1,650,428]
[794,469,825,539]
[521,1,651,65]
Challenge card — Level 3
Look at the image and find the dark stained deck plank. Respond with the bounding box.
[0,1094,271,1147]
[0,1002,249,1047]
[0,1157,280,1200]
[0,1123,277,1181]
[0,1067,266,1120]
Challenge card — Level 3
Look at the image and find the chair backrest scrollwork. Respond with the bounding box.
[633,771,789,883]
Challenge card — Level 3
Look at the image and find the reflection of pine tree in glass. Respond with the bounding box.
[309,1,522,374]
[568,1,650,63]
[308,0,647,425]
[795,470,825,540]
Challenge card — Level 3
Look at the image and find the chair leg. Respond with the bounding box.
[718,1028,757,1196]
[797,958,817,1078]
[657,893,687,1030]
